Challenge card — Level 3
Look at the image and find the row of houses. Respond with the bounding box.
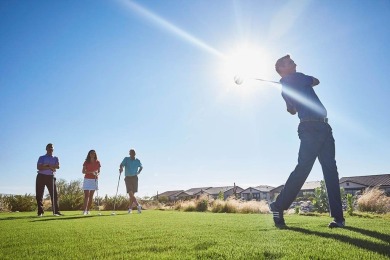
[157,174,390,202]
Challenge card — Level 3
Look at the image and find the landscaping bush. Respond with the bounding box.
[103,195,129,210]
[139,200,167,210]
[312,180,329,213]
[211,199,225,213]
[346,193,354,216]
[157,196,169,204]
[53,179,84,210]
[0,194,9,211]
[4,194,36,212]
[195,197,209,212]
[181,200,196,212]
[357,187,390,214]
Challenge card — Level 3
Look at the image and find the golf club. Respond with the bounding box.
[52,173,56,215]
[111,171,122,215]
[95,172,101,215]
[234,75,280,85]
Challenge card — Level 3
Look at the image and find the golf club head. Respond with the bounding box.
[98,213,102,216]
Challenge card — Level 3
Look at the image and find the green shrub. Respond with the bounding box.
[312,180,329,213]
[218,191,224,200]
[157,196,169,203]
[103,195,129,210]
[346,193,354,216]
[0,194,9,211]
[195,198,208,212]
[4,194,36,212]
[54,179,84,210]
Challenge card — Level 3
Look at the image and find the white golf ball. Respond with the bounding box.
[234,75,244,85]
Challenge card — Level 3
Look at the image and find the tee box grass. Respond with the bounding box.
[0,210,389,259]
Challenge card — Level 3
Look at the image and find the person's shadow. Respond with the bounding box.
[287,226,390,257]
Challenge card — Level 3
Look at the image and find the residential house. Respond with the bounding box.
[297,181,321,197]
[339,174,390,195]
[196,186,243,200]
[240,185,274,201]
[156,190,183,202]
[175,187,212,200]
[269,185,284,201]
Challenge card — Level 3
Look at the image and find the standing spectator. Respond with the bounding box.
[120,149,143,213]
[36,143,62,216]
[82,150,101,215]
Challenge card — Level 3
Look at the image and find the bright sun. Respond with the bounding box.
[218,44,275,87]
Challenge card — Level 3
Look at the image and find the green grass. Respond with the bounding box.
[0,210,389,259]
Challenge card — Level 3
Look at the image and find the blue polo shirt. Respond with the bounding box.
[121,157,142,176]
[37,154,59,175]
[281,72,327,120]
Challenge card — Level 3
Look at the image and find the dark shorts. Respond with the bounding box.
[124,176,138,193]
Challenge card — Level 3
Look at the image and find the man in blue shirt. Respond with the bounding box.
[36,143,62,216]
[120,149,143,213]
[269,55,344,228]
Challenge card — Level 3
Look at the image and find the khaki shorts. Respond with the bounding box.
[124,176,138,193]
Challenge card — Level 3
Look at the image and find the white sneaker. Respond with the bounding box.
[137,205,142,213]
[83,211,88,215]
[128,208,132,214]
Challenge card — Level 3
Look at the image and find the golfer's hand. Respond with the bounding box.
[287,108,296,115]
[311,77,320,87]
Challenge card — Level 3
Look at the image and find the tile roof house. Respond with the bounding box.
[297,181,321,197]
[239,185,275,201]
[175,187,212,200]
[339,174,390,195]
[196,186,244,200]
[157,190,184,201]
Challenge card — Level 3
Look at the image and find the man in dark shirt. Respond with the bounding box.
[269,55,344,228]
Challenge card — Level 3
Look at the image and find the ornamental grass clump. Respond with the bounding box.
[357,187,390,214]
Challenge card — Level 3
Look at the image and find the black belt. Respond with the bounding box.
[300,118,328,123]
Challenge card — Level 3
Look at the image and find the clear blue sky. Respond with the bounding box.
[1,0,389,198]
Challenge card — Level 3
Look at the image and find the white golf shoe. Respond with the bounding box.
[137,205,142,213]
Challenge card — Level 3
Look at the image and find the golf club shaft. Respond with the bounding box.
[253,78,280,85]
[52,174,55,215]
[95,174,100,211]
[113,172,121,212]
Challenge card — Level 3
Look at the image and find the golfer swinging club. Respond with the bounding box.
[269,55,345,228]
[119,148,143,214]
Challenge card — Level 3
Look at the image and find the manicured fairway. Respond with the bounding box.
[0,210,389,259]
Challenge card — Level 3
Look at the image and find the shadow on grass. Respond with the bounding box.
[288,226,390,258]
[30,214,115,222]
[343,226,390,244]
[0,215,38,221]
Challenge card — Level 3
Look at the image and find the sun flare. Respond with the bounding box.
[218,44,275,87]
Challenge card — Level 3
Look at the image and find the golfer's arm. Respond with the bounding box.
[285,100,296,115]
[311,77,320,87]
[37,163,51,170]
[138,166,143,174]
